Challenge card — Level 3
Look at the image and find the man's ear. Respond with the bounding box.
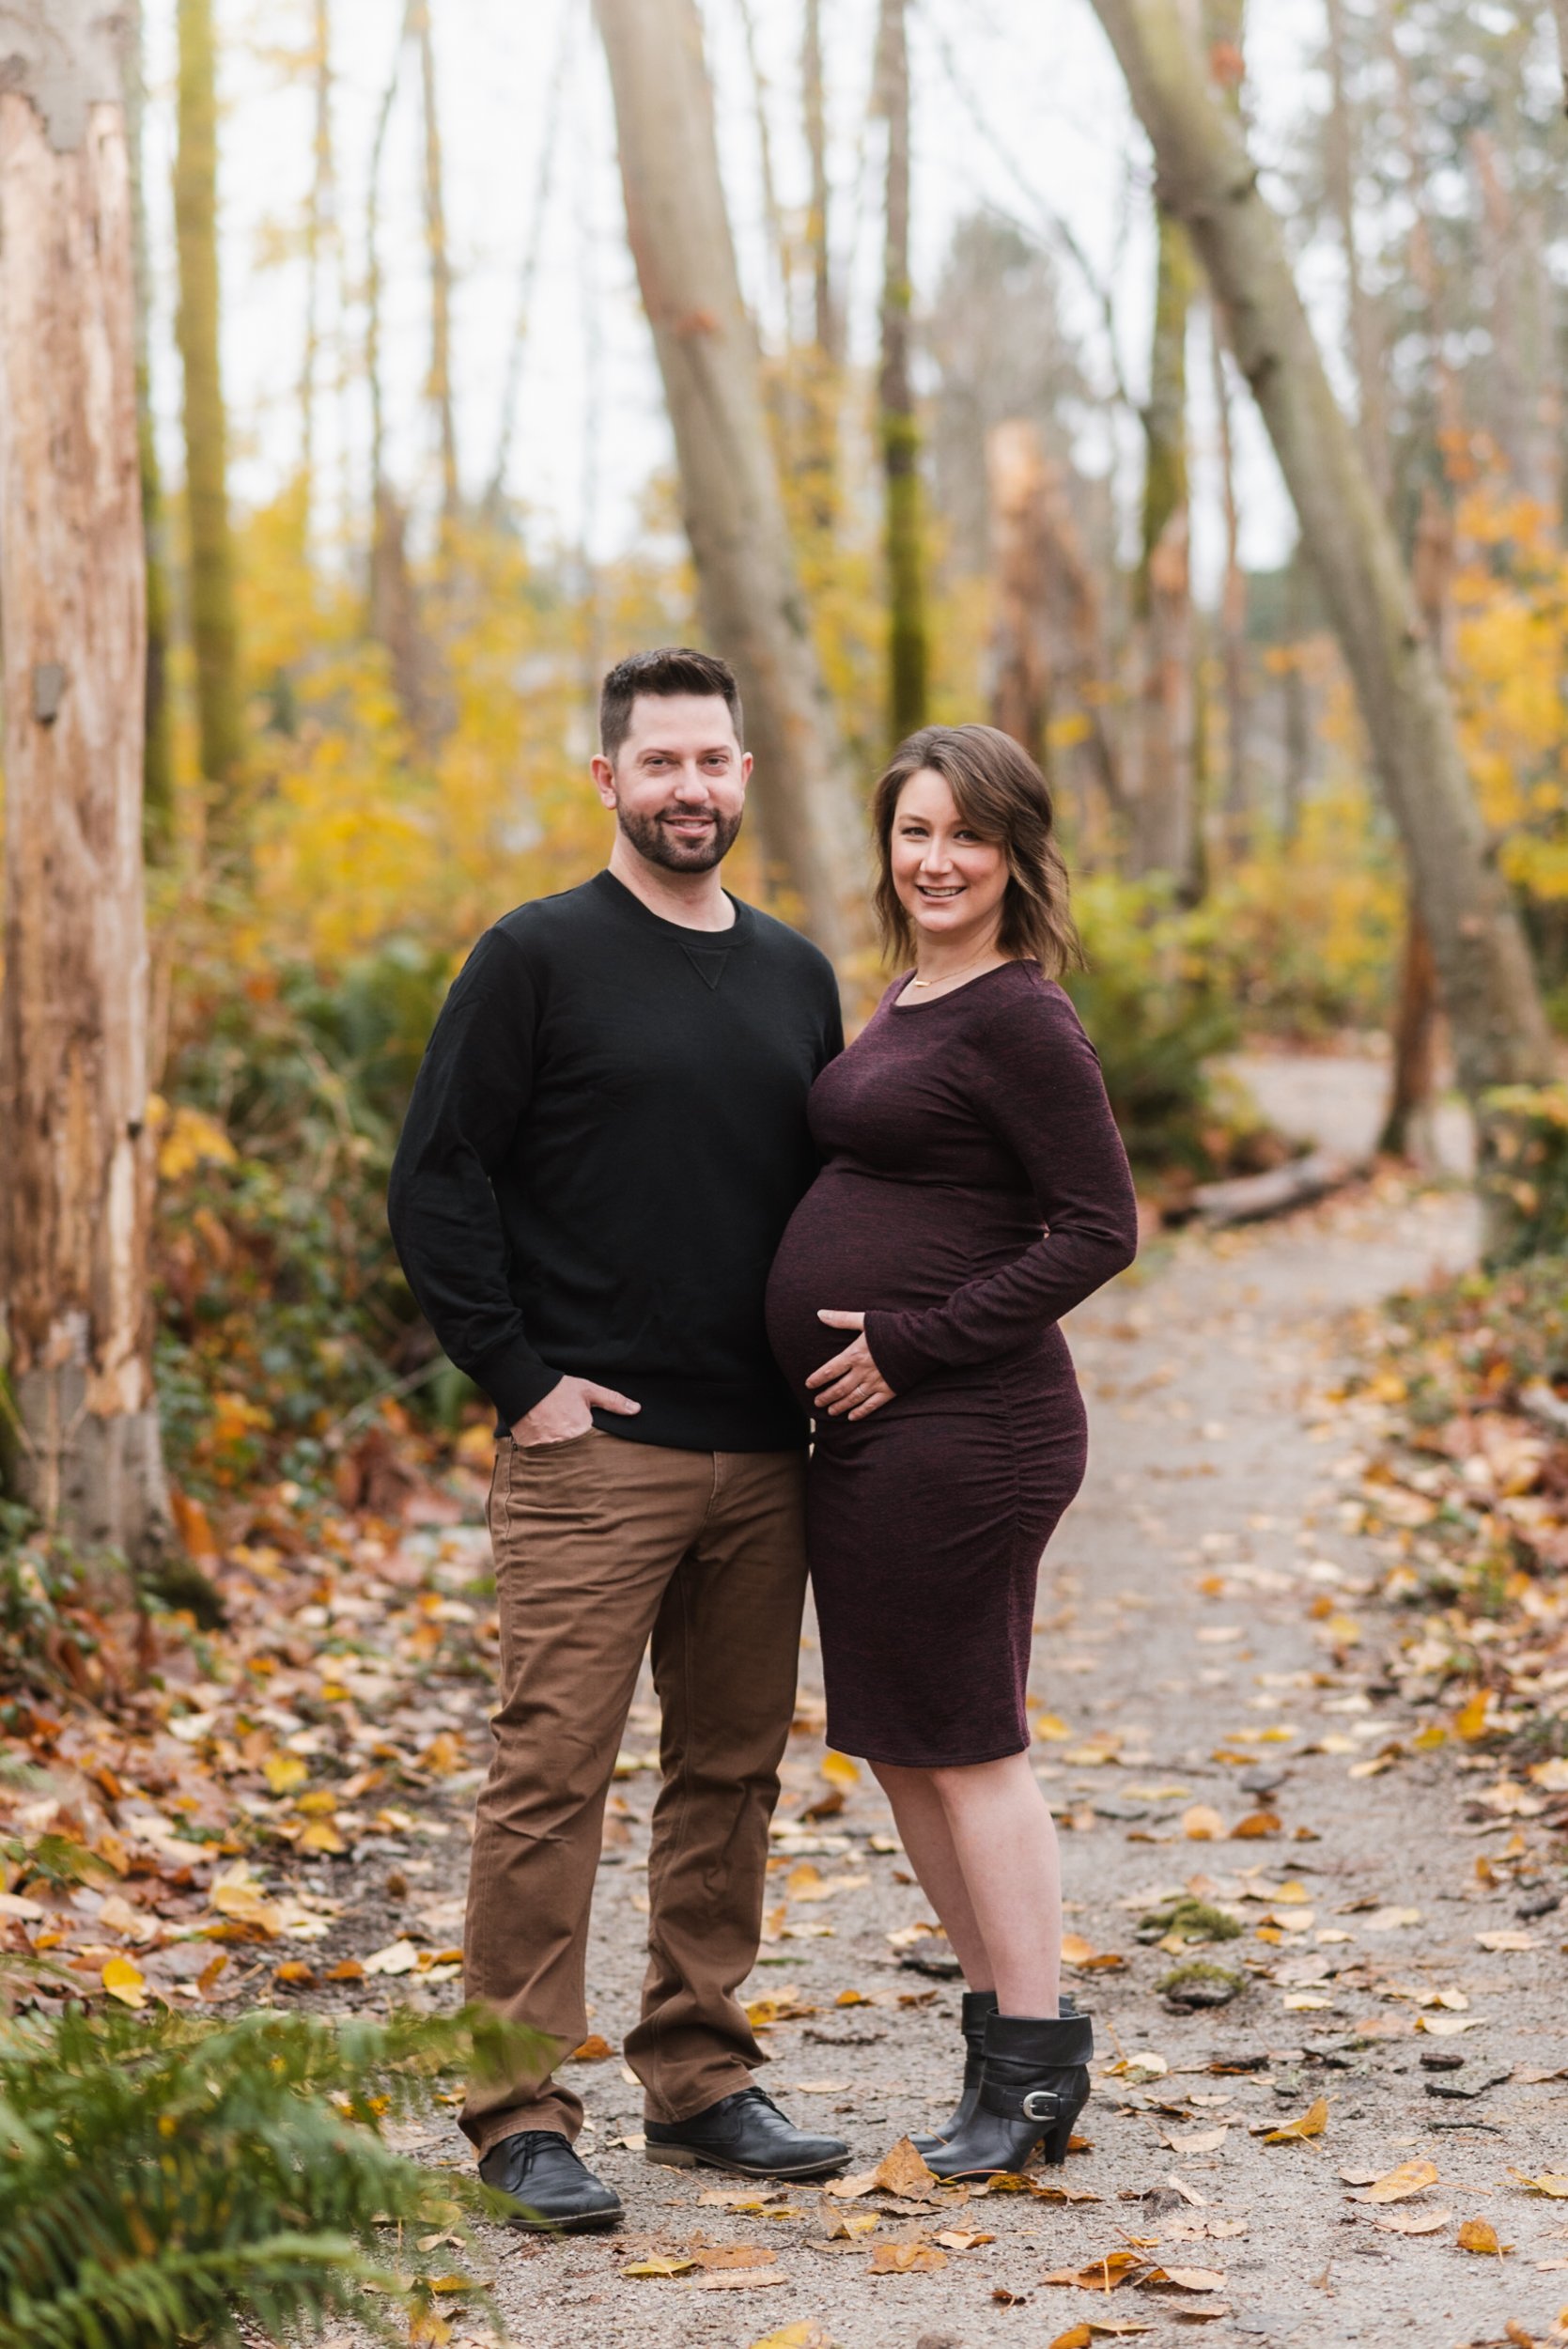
[590,753,617,810]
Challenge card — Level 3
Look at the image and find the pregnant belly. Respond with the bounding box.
[766,1166,1025,1400]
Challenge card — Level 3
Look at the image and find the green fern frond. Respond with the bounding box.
[0,2002,536,2349]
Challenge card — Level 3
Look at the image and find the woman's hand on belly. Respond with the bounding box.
[808,1311,896,1420]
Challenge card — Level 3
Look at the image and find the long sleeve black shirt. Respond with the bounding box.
[387,870,844,1453]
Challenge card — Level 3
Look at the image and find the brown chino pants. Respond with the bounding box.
[460,1429,809,2155]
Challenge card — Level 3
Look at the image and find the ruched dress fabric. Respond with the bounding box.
[766,962,1138,1768]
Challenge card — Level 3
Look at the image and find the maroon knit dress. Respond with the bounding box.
[766,962,1138,1768]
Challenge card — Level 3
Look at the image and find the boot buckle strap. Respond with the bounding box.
[1020,2089,1061,2122]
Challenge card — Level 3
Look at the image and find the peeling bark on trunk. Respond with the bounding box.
[594,0,864,966]
[1089,0,1556,1104]
[877,0,928,745]
[0,26,167,1557]
[175,0,242,820]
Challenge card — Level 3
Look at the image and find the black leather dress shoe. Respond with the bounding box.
[644,2086,849,2179]
[477,2130,624,2232]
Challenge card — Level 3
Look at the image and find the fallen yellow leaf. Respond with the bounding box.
[1035,1712,1073,1742]
[1454,1690,1493,1741]
[1263,2097,1327,2144]
[101,1956,147,2009]
[1042,2248,1147,2290]
[870,2137,937,2198]
[298,1820,347,1856]
[1182,1805,1226,1842]
[745,2325,834,2349]
[1374,2209,1450,2236]
[622,2255,697,2279]
[1509,2170,1568,2199]
[869,2241,947,2273]
[263,1752,308,1795]
[1456,2217,1509,2255]
[820,1751,860,1790]
[1358,2160,1438,2204]
[209,1865,284,1937]
[569,2034,614,2061]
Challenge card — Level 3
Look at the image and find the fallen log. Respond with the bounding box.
[1187,1148,1365,1229]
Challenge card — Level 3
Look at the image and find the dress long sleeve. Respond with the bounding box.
[386,926,557,1426]
[862,985,1137,1392]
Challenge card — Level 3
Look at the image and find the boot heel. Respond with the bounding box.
[643,2143,698,2168]
[1041,2111,1075,2167]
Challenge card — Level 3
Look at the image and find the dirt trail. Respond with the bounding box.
[398,1086,1568,2349]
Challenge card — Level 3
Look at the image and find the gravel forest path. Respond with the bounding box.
[398,1068,1568,2349]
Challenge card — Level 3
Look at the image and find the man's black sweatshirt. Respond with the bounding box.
[387,870,844,1453]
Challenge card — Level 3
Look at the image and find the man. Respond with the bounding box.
[387,647,847,2232]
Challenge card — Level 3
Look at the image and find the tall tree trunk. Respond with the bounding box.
[986,422,1126,824]
[798,0,838,537]
[486,0,574,515]
[365,0,438,744]
[986,421,1050,770]
[1385,15,1461,452]
[1131,203,1197,889]
[1210,313,1249,852]
[416,0,458,521]
[1378,481,1452,1162]
[1469,130,1548,505]
[1280,554,1310,844]
[803,0,836,363]
[1088,0,1556,1112]
[1324,0,1389,504]
[0,14,167,1555]
[594,0,864,967]
[125,0,173,857]
[300,0,334,501]
[877,0,928,745]
[175,0,242,823]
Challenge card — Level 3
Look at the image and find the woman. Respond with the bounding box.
[766,724,1137,2179]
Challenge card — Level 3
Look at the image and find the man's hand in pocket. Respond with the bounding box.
[511,1377,641,1447]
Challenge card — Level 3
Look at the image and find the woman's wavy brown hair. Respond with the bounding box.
[870,723,1084,978]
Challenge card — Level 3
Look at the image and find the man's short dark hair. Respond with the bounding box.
[598,647,744,763]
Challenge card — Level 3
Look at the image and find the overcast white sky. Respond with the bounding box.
[138,0,1330,599]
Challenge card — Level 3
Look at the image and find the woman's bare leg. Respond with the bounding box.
[870,1761,992,1988]
[931,1751,1063,2015]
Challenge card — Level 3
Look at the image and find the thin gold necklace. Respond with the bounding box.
[907,948,1004,991]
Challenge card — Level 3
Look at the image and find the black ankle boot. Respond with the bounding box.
[912,1988,996,2156]
[912,1991,1080,2155]
[923,2009,1094,2180]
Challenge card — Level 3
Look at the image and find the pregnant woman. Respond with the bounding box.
[767,723,1137,2179]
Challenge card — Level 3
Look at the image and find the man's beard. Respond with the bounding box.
[615,801,743,873]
